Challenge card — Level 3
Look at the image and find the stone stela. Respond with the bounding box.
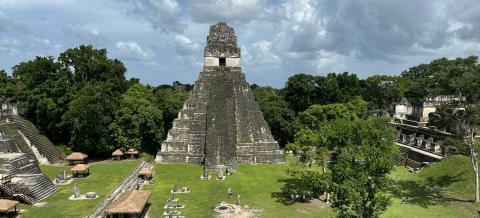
[155,22,283,172]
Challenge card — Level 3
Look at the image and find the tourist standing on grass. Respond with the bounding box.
[228,187,232,199]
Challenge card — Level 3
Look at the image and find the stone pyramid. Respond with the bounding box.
[156,22,283,171]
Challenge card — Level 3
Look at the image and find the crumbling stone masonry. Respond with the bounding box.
[156,22,283,170]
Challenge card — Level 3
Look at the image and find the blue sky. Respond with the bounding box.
[1,0,480,87]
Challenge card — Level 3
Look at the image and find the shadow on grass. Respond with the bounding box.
[386,172,471,208]
[271,178,308,206]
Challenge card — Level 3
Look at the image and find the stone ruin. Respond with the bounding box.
[0,99,65,164]
[0,99,59,204]
[156,22,283,171]
[0,152,56,204]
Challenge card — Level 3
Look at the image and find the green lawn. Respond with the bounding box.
[19,160,140,218]
[143,156,479,218]
[383,166,477,218]
[143,164,335,218]
[18,155,479,217]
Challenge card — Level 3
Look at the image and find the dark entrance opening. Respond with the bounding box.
[219,58,226,66]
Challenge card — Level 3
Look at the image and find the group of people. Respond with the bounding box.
[227,187,240,205]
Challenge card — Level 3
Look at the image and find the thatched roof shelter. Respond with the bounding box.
[138,167,153,176]
[125,148,139,155]
[112,149,124,157]
[66,152,88,161]
[71,164,90,172]
[0,199,19,213]
[106,190,151,215]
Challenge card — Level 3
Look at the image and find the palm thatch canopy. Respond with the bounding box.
[65,152,88,161]
[0,199,19,212]
[126,148,139,155]
[106,190,151,214]
[71,164,90,172]
[112,149,124,156]
[138,167,153,176]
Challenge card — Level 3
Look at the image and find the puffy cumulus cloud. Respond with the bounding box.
[63,24,106,45]
[281,0,451,61]
[127,0,186,33]
[173,34,200,56]
[443,0,480,42]
[249,40,280,65]
[413,37,480,59]
[314,50,346,73]
[185,0,286,24]
[115,41,154,61]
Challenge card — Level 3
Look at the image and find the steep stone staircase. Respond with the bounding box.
[9,174,56,203]
[0,153,41,174]
[87,161,153,218]
[0,183,36,204]
[9,115,65,164]
[0,153,56,204]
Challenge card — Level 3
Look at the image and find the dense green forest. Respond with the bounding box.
[1,45,479,158]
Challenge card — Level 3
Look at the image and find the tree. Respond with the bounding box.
[288,99,369,204]
[12,57,73,143]
[363,75,404,109]
[0,70,16,99]
[61,82,119,156]
[281,73,318,113]
[153,85,188,138]
[282,72,367,113]
[455,106,480,202]
[401,56,479,101]
[252,86,296,146]
[296,98,369,130]
[321,117,398,217]
[422,56,480,202]
[58,45,127,87]
[110,83,163,154]
[325,72,364,103]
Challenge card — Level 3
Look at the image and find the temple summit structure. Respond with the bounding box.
[155,22,283,171]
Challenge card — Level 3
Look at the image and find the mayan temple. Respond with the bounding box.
[156,22,283,171]
[0,99,59,204]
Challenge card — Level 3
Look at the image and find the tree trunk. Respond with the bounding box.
[321,163,331,204]
[469,131,479,203]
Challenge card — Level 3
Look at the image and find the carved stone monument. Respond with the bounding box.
[73,183,80,198]
[201,167,209,180]
[173,182,179,193]
[156,22,283,171]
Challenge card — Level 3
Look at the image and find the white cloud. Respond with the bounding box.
[447,21,473,33]
[250,40,280,65]
[128,0,186,33]
[0,36,62,58]
[412,37,480,58]
[64,24,105,45]
[314,50,346,73]
[115,41,153,61]
[186,0,286,23]
[173,34,199,56]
